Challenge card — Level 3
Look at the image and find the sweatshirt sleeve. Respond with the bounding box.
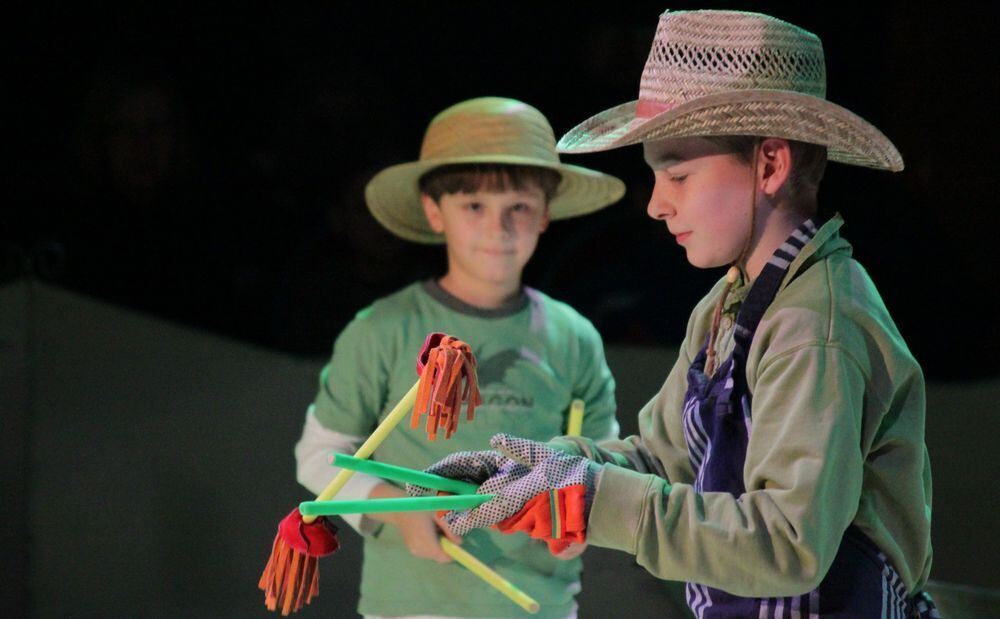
[587,343,867,597]
[572,319,619,443]
[311,309,394,435]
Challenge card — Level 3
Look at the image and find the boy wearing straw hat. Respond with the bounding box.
[416,11,939,618]
[295,97,625,618]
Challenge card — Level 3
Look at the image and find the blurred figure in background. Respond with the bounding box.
[53,61,220,324]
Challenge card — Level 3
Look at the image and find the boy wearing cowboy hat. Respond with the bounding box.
[295,97,626,618]
[415,10,938,617]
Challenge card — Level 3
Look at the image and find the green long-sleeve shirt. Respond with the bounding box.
[555,215,933,598]
[311,280,618,618]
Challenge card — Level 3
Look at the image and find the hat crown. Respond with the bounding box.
[640,10,826,109]
[419,97,560,164]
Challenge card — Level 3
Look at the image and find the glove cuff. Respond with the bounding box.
[584,461,603,522]
[496,484,589,554]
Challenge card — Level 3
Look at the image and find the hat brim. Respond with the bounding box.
[557,90,903,172]
[365,155,626,244]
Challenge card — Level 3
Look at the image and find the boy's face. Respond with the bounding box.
[421,186,550,291]
[643,137,755,269]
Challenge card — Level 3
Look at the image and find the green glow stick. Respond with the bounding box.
[299,494,492,517]
[330,453,480,495]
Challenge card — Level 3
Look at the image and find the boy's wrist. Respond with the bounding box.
[366,482,408,526]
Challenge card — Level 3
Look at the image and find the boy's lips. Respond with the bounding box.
[477,247,515,256]
[673,231,692,244]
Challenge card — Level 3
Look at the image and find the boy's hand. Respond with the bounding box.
[367,483,461,563]
[412,434,600,537]
[408,448,516,489]
[555,542,587,561]
[553,541,587,560]
[407,446,530,535]
[395,511,461,563]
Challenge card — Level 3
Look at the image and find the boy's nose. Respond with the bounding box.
[647,178,676,220]
[489,210,514,235]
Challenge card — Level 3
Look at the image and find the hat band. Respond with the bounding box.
[636,99,677,119]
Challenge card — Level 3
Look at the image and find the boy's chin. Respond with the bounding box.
[685,254,726,270]
[681,248,736,271]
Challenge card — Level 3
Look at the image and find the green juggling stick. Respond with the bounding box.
[299,494,491,517]
[302,454,487,516]
[328,453,480,495]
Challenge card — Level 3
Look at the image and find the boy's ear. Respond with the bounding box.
[538,204,551,233]
[757,138,792,197]
[420,194,446,234]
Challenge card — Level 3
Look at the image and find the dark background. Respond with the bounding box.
[6,1,998,379]
[3,3,999,616]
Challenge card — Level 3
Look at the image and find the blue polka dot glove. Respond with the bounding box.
[409,433,600,537]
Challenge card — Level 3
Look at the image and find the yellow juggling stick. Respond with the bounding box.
[440,539,540,614]
[566,398,585,437]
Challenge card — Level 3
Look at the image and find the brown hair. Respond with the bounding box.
[418,163,562,203]
[703,136,828,209]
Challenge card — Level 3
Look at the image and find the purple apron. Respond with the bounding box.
[680,219,939,618]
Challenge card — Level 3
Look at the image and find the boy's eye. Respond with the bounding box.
[464,202,482,211]
[670,174,688,183]
[511,203,530,212]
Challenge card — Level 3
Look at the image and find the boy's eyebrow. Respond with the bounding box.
[643,149,685,169]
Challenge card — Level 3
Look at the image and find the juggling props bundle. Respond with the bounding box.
[259,333,481,615]
[414,433,597,554]
[303,454,541,614]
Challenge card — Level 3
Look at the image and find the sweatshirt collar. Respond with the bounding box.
[421,279,530,318]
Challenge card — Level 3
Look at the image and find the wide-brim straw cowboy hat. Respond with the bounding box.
[366,97,626,244]
[557,10,903,172]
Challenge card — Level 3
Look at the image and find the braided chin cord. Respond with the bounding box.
[705,140,761,376]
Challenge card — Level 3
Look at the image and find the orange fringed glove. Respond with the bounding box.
[412,332,482,440]
[496,485,588,554]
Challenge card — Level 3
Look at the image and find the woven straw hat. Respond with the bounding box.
[365,97,626,243]
[558,10,903,171]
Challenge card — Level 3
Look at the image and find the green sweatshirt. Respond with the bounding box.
[313,280,617,618]
[554,215,933,598]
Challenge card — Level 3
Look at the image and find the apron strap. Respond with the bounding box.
[733,218,821,355]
